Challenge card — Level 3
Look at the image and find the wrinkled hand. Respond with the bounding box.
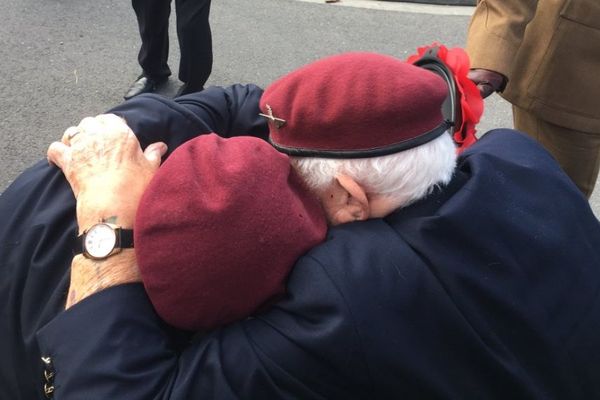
[467,69,507,99]
[47,114,168,309]
[47,113,167,232]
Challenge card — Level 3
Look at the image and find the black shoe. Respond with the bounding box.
[124,75,164,100]
[175,83,204,98]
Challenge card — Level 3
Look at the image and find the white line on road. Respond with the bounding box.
[293,0,474,16]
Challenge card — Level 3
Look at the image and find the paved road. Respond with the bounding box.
[1,0,598,215]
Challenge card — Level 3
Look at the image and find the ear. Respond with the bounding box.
[327,174,370,225]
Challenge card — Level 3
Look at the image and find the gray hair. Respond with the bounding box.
[290,132,457,210]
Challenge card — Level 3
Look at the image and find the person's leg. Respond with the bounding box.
[513,105,600,198]
[132,0,172,81]
[174,0,213,94]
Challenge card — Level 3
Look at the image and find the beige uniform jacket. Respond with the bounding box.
[466,0,600,133]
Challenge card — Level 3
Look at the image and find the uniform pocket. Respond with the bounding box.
[526,13,600,119]
[560,0,600,30]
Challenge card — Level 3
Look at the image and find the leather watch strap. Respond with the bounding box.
[118,228,134,249]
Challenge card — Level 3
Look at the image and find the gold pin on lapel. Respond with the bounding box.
[259,104,287,129]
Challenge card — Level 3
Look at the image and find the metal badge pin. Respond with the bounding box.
[259,104,287,129]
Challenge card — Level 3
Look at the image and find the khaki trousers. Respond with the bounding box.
[513,106,600,198]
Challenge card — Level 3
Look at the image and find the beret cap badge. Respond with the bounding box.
[259,104,287,129]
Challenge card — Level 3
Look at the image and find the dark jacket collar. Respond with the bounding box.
[385,169,469,225]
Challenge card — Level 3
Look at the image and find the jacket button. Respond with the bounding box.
[44,370,55,381]
[43,383,55,398]
[41,356,55,398]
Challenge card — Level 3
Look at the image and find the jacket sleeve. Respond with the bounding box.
[36,254,367,400]
[108,84,268,156]
[465,0,538,77]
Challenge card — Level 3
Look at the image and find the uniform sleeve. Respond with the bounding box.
[36,255,368,400]
[108,84,268,156]
[465,0,538,77]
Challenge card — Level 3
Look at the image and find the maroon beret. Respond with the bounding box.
[259,52,450,158]
[135,134,327,331]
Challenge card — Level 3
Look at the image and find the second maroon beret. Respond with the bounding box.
[135,134,327,331]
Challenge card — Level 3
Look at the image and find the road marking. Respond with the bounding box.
[293,0,475,16]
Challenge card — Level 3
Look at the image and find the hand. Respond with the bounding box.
[47,114,167,231]
[467,69,507,99]
[47,114,168,308]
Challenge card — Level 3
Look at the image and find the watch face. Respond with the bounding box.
[84,223,117,259]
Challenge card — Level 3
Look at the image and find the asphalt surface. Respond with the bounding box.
[1,0,598,216]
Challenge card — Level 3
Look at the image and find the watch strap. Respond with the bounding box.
[118,228,135,249]
[75,233,85,255]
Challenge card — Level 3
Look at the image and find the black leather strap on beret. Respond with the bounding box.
[412,46,460,134]
[269,119,452,159]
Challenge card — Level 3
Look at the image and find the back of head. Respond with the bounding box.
[260,52,457,210]
[135,134,327,331]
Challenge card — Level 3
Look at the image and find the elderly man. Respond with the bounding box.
[0,84,268,399]
[33,52,600,399]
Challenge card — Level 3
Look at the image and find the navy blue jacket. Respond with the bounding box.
[3,85,600,399]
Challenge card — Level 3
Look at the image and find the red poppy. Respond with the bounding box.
[407,43,484,152]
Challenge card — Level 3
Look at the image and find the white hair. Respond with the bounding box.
[290,131,457,210]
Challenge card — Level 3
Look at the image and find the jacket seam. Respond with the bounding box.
[306,254,377,398]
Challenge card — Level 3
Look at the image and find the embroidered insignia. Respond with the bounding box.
[259,104,287,129]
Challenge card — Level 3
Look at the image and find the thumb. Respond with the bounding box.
[144,142,168,168]
[47,141,71,171]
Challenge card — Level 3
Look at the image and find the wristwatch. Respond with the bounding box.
[76,223,134,260]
